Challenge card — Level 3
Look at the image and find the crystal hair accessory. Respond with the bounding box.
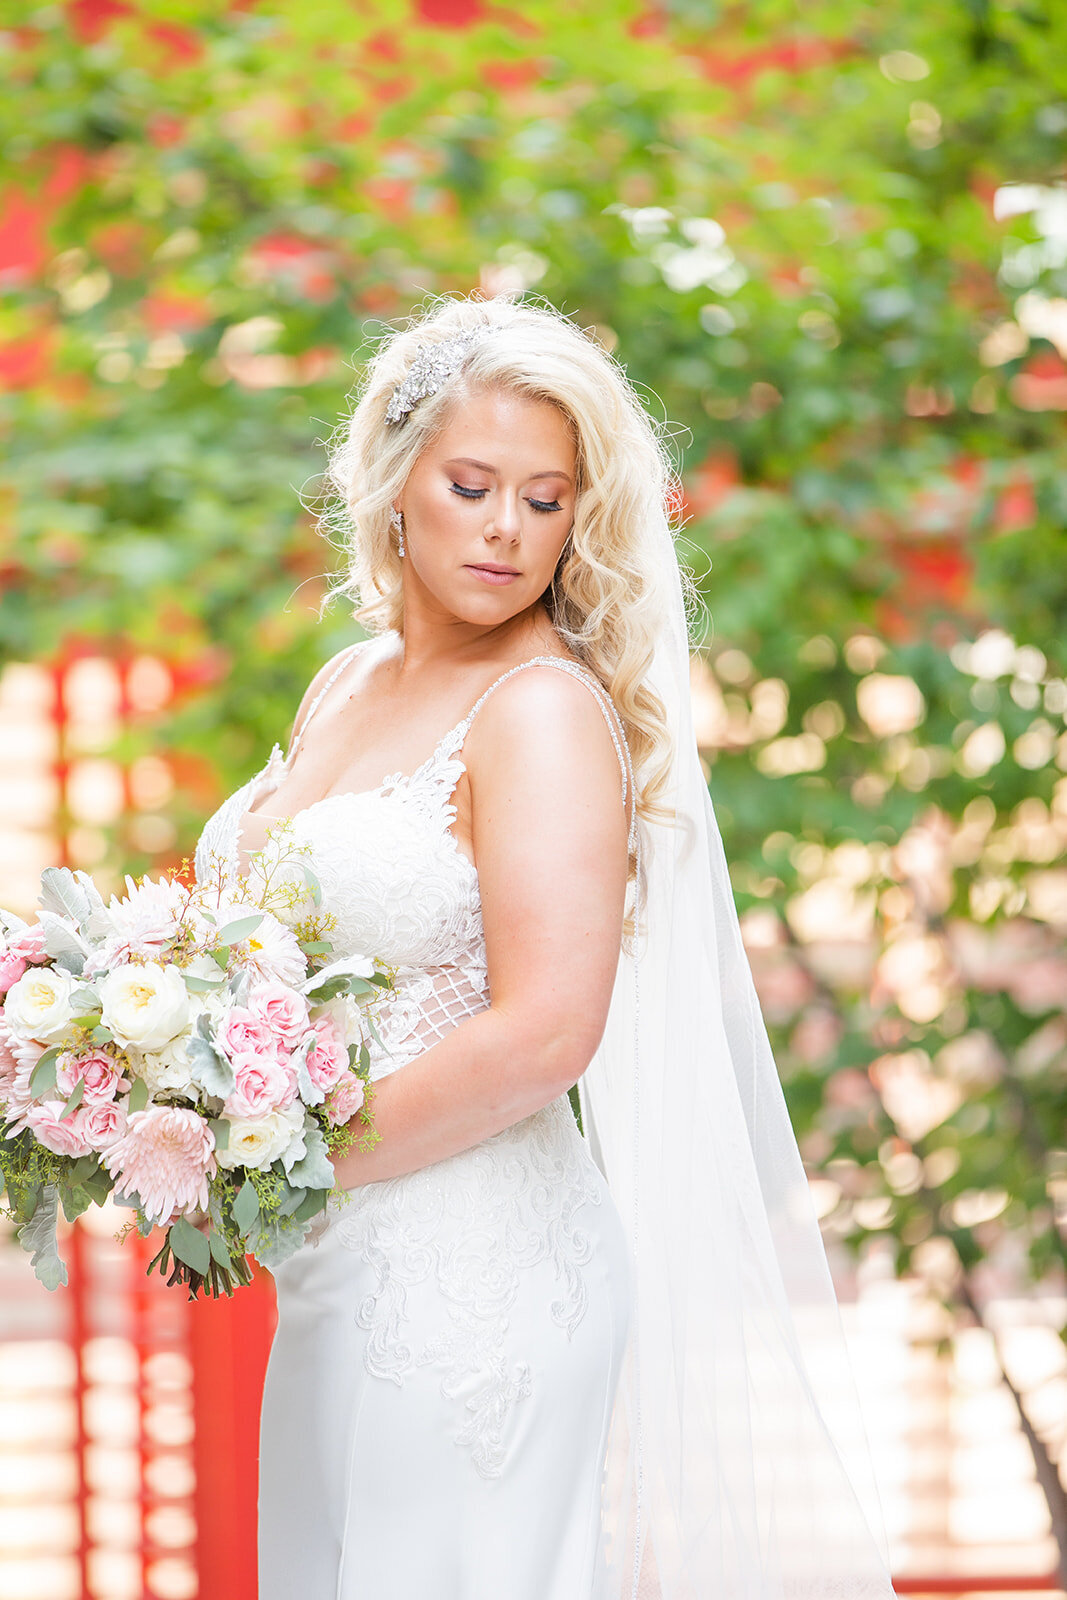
[384,326,493,425]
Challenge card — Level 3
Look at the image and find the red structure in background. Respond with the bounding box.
[187,1266,276,1600]
[65,1216,276,1600]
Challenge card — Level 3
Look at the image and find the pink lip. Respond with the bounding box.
[466,564,521,585]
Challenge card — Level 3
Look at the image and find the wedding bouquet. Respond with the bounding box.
[0,826,392,1297]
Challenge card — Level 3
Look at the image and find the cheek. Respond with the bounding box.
[410,485,467,547]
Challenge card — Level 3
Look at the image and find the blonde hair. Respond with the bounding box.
[320,291,694,864]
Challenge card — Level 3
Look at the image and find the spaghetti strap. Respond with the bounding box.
[454,655,638,854]
[286,640,369,762]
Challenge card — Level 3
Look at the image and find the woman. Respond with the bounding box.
[194,294,897,1599]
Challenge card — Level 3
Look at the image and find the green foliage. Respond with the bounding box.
[1,2,1064,1330]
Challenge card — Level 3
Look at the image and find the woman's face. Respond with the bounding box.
[396,386,578,628]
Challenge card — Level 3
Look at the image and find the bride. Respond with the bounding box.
[194,294,897,1599]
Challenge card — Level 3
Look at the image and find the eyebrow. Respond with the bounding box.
[444,456,573,485]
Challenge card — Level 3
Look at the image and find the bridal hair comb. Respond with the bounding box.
[384,325,494,425]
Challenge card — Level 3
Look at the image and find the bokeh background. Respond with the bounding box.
[1,2,1065,1597]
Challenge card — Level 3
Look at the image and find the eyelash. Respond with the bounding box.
[450,483,563,514]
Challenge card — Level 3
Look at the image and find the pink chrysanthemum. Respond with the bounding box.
[85,874,188,975]
[104,1105,216,1226]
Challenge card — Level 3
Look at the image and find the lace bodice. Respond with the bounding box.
[194,640,635,1078]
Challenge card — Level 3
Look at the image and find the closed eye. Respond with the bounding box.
[450,484,563,514]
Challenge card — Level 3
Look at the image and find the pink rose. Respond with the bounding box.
[9,925,48,964]
[56,1049,128,1104]
[218,1005,287,1068]
[224,1052,297,1118]
[0,949,27,993]
[23,1100,93,1157]
[324,1071,366,1128]
[246,982,309,1049]
[81,1100,128,1152]
[305,1019,348,1094]
[103,1105,216,1226]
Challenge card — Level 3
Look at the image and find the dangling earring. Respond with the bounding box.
[390,506,405,558]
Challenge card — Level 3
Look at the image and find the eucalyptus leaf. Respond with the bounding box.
[232,1178,260,1235]
[294,1188,328,1224]
[184,972,227,992]
[169,1215,211,1276]
[29,1048,61,1097]
[208,1116,230,1152]
[127,1076,149,1113]
[90,1025,113,1045]
[277,1184,307,1218]
[59,1077,86,1119]
[83,1167,114,1205]
[208,1229,233,1268]
[217,913,263,944]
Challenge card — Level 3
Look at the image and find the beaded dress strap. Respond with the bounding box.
[286,640,369,763]
[452,655,638,855]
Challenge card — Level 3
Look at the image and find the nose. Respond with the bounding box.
[486,486,521,542]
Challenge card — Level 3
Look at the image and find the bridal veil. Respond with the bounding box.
[577,507,898,1600]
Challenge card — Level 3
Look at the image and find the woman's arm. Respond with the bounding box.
[331,667,630,1188]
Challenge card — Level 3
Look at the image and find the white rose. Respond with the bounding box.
[3,967,75,1042]
[216,1102,303,1172]
[99,962,190,1050]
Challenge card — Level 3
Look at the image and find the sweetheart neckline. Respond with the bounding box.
[241,649,605,830]
[232,650,620,880]
[235,739,479,878]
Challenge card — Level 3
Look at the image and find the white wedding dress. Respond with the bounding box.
[193,640,635,1600]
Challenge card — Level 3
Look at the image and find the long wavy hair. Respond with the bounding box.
[319,292,694,875]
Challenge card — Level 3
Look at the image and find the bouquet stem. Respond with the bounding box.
[146,1232,255,1299]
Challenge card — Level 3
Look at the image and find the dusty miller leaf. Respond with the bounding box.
[17,1185,68,1291]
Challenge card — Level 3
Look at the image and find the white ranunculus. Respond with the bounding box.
[216,1102,303,1172]
[98,962,190,1050]
[132,1036,196,1096]
[308,994,360,1038]
[3,967,76,1042]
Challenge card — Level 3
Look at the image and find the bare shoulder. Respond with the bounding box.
[285,636,375,753]
[465,658,626,804]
